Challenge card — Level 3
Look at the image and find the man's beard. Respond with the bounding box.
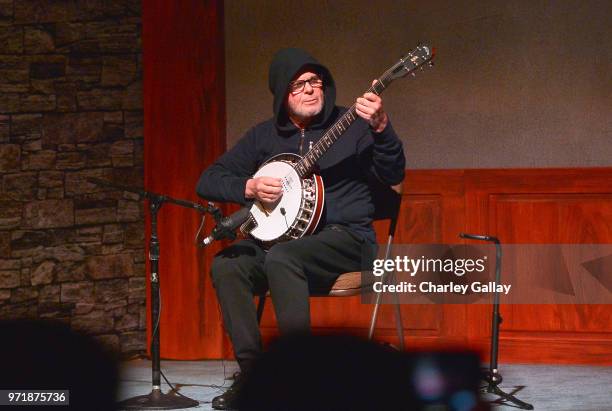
[288,98,324,123]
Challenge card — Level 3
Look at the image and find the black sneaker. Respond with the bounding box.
[212,372,242,410]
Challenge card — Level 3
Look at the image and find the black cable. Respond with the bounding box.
[280,207,290,229]
[149,279,233,399]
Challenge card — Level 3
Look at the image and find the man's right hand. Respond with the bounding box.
[245,177,283,205]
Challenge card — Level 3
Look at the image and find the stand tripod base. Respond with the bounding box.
[482,370,534,410]
[117,388,199,410]
[486,384,534,410]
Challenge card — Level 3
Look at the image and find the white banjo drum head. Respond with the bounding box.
[249,160,303,242]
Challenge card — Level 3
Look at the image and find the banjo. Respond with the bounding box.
[238,45,434,247]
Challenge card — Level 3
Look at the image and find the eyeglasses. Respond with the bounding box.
[288,76,323,94]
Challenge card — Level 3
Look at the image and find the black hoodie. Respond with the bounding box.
[196,48,405,243]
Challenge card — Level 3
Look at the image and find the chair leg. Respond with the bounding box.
[256,295,266,325]
[368,287,383,340]
[368,271,405,350]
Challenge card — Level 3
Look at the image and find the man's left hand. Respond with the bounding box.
[355,80,388,133]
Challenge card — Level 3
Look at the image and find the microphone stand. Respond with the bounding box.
[88,178,218,409]
[459,233,533,410]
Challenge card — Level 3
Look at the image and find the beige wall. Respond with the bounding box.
[225,0,611,168]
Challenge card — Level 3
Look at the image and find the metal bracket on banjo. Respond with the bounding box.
[240,213,258,235]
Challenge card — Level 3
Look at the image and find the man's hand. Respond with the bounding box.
[245,176,283,205]
[355,80,388,133]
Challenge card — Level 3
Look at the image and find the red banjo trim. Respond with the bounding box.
[305,174,325,235]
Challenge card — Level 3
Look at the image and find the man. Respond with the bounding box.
[196,48,405,409]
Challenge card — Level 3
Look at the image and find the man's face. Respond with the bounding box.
[285,70,324,125]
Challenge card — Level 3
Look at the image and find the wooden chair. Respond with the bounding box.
[256,176,405,350]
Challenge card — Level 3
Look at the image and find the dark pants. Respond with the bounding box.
[210,225,366,372]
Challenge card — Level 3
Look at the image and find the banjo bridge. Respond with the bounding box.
[254,201,272,216]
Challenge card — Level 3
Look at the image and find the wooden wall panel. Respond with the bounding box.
[388,172,468,348]
[143,0,227,359]
[396,195,442,243]
[491,195,612,336]
[463,169,612,364]
[388,196,445,336]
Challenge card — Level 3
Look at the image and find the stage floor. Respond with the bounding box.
[117,359,611,410]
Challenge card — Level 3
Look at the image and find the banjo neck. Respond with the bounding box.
[294,44,434,178]
[294,84,384,179]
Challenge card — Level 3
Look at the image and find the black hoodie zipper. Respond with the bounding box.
[299,128,305,155]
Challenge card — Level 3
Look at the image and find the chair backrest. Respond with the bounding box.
[367,173,403,247]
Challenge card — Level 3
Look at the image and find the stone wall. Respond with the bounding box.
[0,0,144,356]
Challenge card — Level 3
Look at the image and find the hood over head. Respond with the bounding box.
[268,48,336,132]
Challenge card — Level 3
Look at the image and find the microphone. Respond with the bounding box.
[459,233,500,244]
[201,207,251,246]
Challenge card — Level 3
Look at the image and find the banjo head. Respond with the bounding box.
[249,157,304,242]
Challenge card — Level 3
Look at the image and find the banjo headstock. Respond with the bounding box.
[386,44,435,81]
